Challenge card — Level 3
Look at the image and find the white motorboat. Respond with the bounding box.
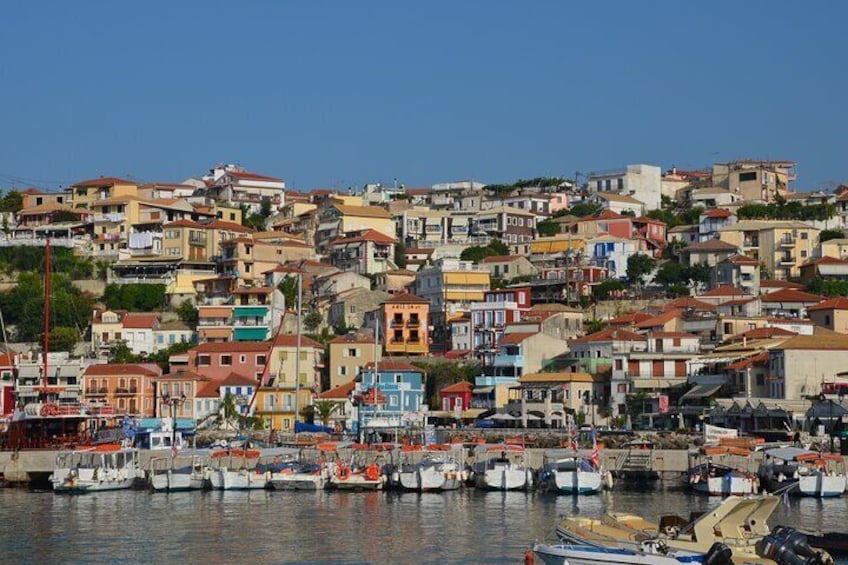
[532,540,709,565]
[149,456,207,492]
[472,444,532,491]
[330,460,385,490]
[758,447,846,498]
[51,445,142,493]
[396,445,465,492]
[208,448,269,490]
[687,462,757,497]
[541,453,611,495]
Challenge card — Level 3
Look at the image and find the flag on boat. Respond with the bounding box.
[569,422,578,451]
[590,427,599,469]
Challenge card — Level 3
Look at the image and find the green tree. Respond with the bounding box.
[593,280,625,300]
[820,229,844,244]
[585,319,605,334]
[0,190,23,213]
[109,340,141,363]
[277,275,299,310]
[394,241,407,268]
[304,311,323,332]
[536,219,560,237]
[175,300,198,325]
[51,210,83,223]
[218,392,239,427]
[103,283,166,311]
[410,359,479,408]
[488,239,509,255]
[49,327,80,353]
[259,196,272,218]
[645,209,679,229]
[678,206,704,225]
[311,400,340,427]
[626,253,656,287]
[568,201,603,217]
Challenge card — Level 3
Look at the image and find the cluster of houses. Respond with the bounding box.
[4,159,848,437]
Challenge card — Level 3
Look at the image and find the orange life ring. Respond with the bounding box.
[365,464,380,481]
[337,465,350,481]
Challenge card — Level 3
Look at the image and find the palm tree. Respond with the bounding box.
[312,400,340,427]
[218,392,239,429]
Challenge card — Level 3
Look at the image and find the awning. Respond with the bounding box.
[631,379,688,390]
[473,386,495,394]
[680,384,723,400]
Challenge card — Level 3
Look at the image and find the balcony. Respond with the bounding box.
[390,320,405,328]
[86,388,108,396]
[779,255,795,265]
[779,236,795,247]
[406,319,421,327]
[115,388,138,396]
[94,213,126,223]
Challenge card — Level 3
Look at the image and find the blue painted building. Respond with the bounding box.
[354,361,425,431]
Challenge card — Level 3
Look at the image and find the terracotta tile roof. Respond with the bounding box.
[633,215,666,225]
[262,265,305,275]
[165,219,205,229]
[759,289,824,303]
[196,380,221,398]
[444,349,472,359]
[72,176,135,188]
[776,335,848,350]
[231,286,273,295]
[226,170,284,182]
[700,285,753,298]
[272,334,324,349]
[481,255,524,263]
[807,297,848,312]
[206,219,254,233]
[327,333,376,345]
[439,381,474,394]
[685,240,739,252]
[608,312,655,326]
[634,309,682,329]
[593,192,644,205]
[219,372,258,387]
[519,371,599,383]
[730,327,797,340]
[702,208,733,219]
[84,363,160,377]
[571,328,646,343]
[122,313,159,329]
[585,209,629,220]
[383,292,428,305]
[721,297,757,306]
[726,351,769,370]
[499,332,538,345]
[18,203,83,216]
[329,229,396,245]
[802,256,848,267]
[363,361,423,372]
[649,331,698,339]
[317,380,356,399]
[664,297,716,312]
[724,254,760,265]
[158,369,204,380]
[191,342,272,353]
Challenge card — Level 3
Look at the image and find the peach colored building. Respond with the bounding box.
[383,292,430,356]
[83,363,161,417]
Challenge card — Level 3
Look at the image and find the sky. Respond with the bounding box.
[0,1,845,193]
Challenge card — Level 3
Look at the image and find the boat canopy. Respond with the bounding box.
[763,446,816,461]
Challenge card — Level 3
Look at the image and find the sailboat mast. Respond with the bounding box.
[294,272,302,428]
[42,237,51,394]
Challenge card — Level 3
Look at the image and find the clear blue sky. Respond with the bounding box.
[0,1,845,193]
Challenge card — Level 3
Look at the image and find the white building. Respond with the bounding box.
[587,164,662,211]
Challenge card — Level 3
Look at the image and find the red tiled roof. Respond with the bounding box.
[359,387,388,406]
[499,332,538,345]
[219,372,257,387]
[383,292,429,305]
[226,170,283,182]
[760,279,806,289]
[363,361,422,372]
[686,240,739,252]
[730,327,797,340]
[481,255,523,263]
[700,285,753,298]
[760,289,824,303]
[84,364,160,377]
[649,331,698,339]
[664,297,716,312]
[807,297,848,312]
[330,229,396,245]
[206,219,254,233]
[570,328,646,343]
[317,381,356,400]
[158,370,205,380]
[122,313,159,329]
[327,333,376,345]
[727,351,769,370]
[802,256,848,267]
[72,176,135,188]
[608,312,655,326]
[439,381,473,394]
[195,380,221,398]
[634,309,682,329]
[165,219,205,229]
[724,254,760,265]
[721,297,757,306]
[584,209,628,221]
[633,215,666,225]
[444,349,472,359]
[702,208,733,219]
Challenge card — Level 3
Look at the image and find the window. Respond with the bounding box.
[800,232,808,240]
[739,171,757,182]
[300,352,308,361]
[614,359,623,371]
[198,354,211,366]
[617,178,624,190]
[825,315,832,326]
[157,335,164,344]
[240,354,246,364]
[257,355,266,365]
[340,366,347,376]
[221,355,232,366]
[395,373,403,384]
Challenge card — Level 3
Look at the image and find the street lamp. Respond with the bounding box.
[162,392,187,456]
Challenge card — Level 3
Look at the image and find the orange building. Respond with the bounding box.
[82,363,161,417]
[382,292,430,356]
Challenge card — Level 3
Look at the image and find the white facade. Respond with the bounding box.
[587,164,662,211]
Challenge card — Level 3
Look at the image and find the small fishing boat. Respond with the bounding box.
[330,459,385,490]
[269,460,331,491]
[686,447,758,497]
[758,447,846,498]
[540,453,612,495]
[209,448,269,490]
[51,445,142,493]
[394,444,465,492]
[149,456,207,492]
[472,444,532,491]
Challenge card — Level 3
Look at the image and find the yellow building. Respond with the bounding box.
[718,220,818,280]
[327,331,381,390]
[382,292,430,356]
[530,236,585,255]
[213,204,243,225]
[162,219,209,261]
[219,237,316,285]
[253,334,325,431]
[821,238,848,260]
[71,177,138,209]
[90,196,144,255]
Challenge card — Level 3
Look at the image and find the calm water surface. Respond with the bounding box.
[2,488,847,564]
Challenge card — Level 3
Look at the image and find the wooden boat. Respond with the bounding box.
[149,456,207,492]
[472,444,532,491]
[51,445,142,493]
[541,452,611,495]
[758,447,846,498]
[394,444,465,492]
[553,495,833,564]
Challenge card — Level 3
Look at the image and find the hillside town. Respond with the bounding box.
[3,159,848,445]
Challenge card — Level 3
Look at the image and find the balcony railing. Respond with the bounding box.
[779,255,795,265]
[390,320,405,328]
[779,237,795,247]
[407,319,421,327]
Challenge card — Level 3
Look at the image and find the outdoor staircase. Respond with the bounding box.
[616,449,658,482]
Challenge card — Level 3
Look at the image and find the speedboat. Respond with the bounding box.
[51,445,142,493]
[149,456,207,492]
[758,447,846,498]
[472,444,532,491]
[541,453,611,495]
[394,444,465,492]
[532,540,711,565]
[553,495,834,565]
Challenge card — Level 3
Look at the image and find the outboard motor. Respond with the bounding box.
[703,542,733,565]
[759,527,830,565]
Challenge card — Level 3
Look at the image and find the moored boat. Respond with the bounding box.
[541,452,611,495]
[149,456,208,492]
[758,447,846,498]
[686,448,758,497]
[209,448,269,490]
[394,444,465,492]
[472,444,532,491]
[51,444,142,493]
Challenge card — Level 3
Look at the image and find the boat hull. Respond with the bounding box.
[476,467,529,491]
[398,463,463,492]
[533,542,702,565]
[213,469,269,490]
[688,475,755,497]
[270,473,327,491]
[549,470,603,495]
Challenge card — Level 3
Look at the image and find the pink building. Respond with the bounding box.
[186,342,270,382]
[438,381,473,412]
[471,287,532,365]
